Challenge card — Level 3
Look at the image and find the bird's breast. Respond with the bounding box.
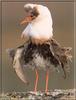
[22,16,53,44]
[30,18,53,39]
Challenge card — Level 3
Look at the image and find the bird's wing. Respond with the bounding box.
[48,38,72,78]
[13,61,29,84]
[7,45,29,84]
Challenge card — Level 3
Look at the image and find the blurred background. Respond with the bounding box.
[0,1,75,93]
[0,1,2,94]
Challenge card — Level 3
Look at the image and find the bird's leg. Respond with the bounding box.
[34,69,39,92]
[45,70,49,93]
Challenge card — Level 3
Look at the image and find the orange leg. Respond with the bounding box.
[45,70,49,93]
[34,69,39,92]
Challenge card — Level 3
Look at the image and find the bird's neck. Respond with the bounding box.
[31,37,51,45]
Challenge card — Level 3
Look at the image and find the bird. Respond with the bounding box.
[7,3,72,94]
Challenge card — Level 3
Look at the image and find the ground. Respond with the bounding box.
[0,89,76,100]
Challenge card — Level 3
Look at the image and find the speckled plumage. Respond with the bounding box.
[7,39,72,79]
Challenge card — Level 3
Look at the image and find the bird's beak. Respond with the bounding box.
[20,15,33,25]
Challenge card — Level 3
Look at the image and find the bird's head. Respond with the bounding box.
[20,4,39,25]
[20,3,51,25]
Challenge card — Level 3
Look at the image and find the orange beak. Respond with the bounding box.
[20,16,33,25]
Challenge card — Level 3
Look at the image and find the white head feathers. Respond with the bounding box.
[22,3,53,42]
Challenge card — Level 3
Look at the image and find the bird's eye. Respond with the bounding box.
[31,7,39,17]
